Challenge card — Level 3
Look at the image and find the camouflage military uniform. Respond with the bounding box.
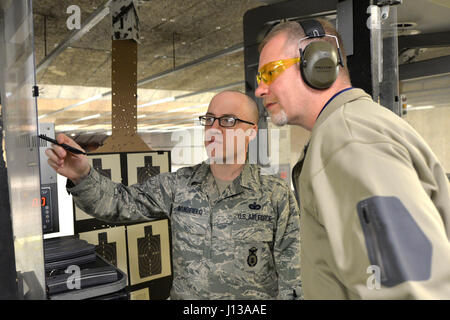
[68,162,302,299]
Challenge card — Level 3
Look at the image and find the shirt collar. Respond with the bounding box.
[316,87,354,120]
[189,162,211,185]
[189,162,260,192]
[313,87,372,131]
[239,163,261,190]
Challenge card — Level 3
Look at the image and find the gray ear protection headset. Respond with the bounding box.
[297,19,344,89]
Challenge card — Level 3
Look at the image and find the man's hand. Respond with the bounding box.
[45,133,90,184]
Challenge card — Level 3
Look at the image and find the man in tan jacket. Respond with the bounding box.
[255,18,450,299]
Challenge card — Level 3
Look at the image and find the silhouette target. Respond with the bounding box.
[92,158,112,179]
[95,232,117,267]
[137,156,160,184]
[137,225,162,278]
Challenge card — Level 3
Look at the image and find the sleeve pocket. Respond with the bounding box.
[357,196,432,287]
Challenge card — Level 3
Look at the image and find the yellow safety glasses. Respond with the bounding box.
[256,57,300,85]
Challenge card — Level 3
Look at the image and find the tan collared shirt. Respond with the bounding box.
[293,88,450,299]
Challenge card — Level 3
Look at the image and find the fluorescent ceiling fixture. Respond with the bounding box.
[54,124,86,131]
[142,113,203,124]
[139,124,189,131]
[73,113,101,122]
[72,112,203,130]
[139,124,180,130]
[137,114,146,118]
[140,129,170,133]
[406,105,435,111]
[151,125,181,130]
[138,117,200,130]
[137,96,175,108]
[142,103,208,118]
[169,125,202,131]
[136,80,243,110]
[39,94,104,119]
[38,114,48,119]
[166,103,209,113]
[139,125,200,133]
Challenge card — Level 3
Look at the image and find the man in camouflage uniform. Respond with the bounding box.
[45,90,302,300]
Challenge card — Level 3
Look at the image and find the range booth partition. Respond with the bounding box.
[0,0,168,300]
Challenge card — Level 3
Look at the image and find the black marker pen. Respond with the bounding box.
[39,134,87,155]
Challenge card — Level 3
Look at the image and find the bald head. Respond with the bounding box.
[209,90,259,124]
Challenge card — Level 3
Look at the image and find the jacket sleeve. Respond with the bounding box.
[68,167,177,223]
[273,183,303,300]
[311,141,450,299]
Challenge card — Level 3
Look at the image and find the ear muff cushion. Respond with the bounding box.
[300,41,339,89]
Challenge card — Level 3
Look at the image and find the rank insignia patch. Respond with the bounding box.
[249,202,261,210]
[247,247,258,267]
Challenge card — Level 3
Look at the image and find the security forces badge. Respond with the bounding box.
[247,247,258,267]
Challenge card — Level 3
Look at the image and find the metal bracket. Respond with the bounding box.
[380,5,390,20]
[32,85,39,97]
[110,0,140,41]
[372,0,402,6]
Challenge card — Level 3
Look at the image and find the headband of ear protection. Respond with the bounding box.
[297,20,344,89]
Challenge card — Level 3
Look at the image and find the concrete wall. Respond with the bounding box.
[403,106,450,172]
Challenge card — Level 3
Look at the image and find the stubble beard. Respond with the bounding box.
[270,108,288,127]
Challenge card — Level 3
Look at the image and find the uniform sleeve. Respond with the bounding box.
[68,167,177,223]
[311,141,450,299]
[273,183,303,300]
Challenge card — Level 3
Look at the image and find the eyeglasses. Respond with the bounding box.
[199,115,255,127]
[256,57,300,85]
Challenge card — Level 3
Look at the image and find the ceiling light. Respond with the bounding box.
[73,113,101,122]
[406,105,435,111]
[395,21,421,36]
[169,125,201,131]
[138,125,175,131]
[39,93,104,119]
[137,96,175,108]
[141,129,168,133]
[166,103,209,113]
[397,29,421,36]
[395,22,417,28]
